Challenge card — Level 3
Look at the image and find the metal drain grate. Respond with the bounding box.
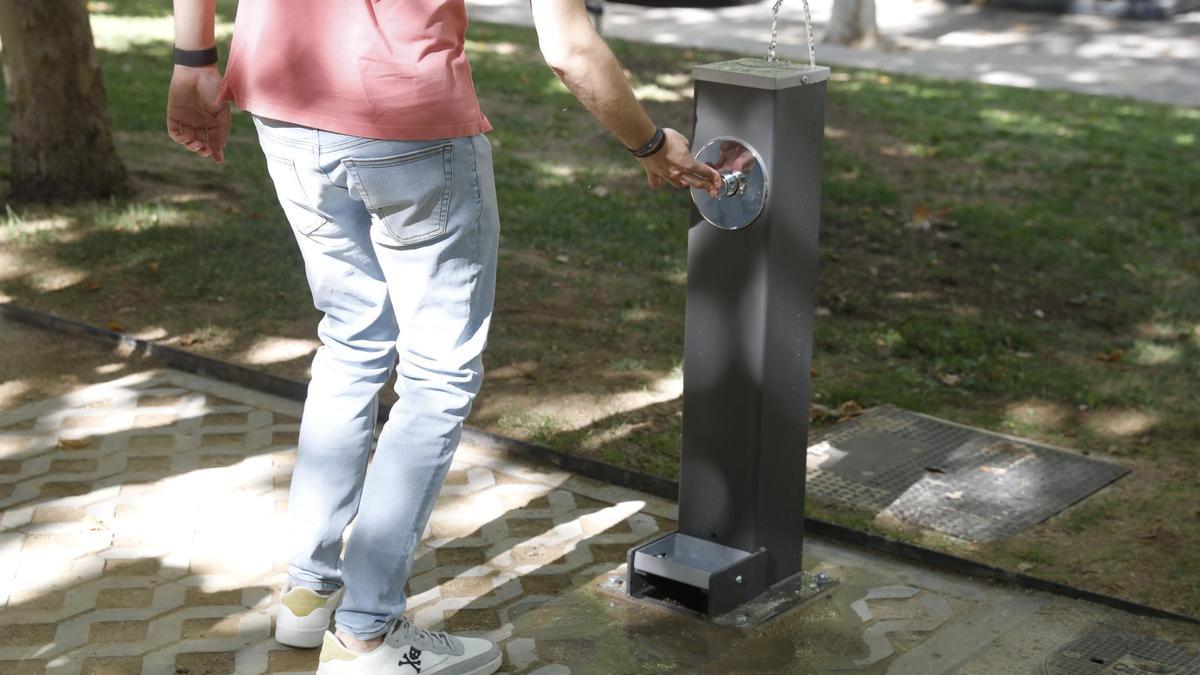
[807,406,1129,541]
[1043,631,1200,674]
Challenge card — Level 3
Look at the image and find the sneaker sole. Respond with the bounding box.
[466,650,502,675]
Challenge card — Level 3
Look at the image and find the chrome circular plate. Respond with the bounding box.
[691,137,767,231]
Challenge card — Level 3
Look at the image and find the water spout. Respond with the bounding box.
[767,0,817,70]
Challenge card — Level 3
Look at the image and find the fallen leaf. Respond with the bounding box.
[146,261,160,273]
[810,403,833,422]
[83,280,102,292]
[490,360,540,380]
[875,338,892,359]
[1096,350,1124,363]
[106,321,124,332]
[937,372,962,386]
[179,335,200,347]
[909,204,933,230]
[57,438,89,450]
[836,400,862,418]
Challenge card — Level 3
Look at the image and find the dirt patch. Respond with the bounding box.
[0,315,163,412]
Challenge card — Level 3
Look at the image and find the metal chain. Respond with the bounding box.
[767,0,818,69]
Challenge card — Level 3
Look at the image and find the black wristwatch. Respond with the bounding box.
[174,45,219,67]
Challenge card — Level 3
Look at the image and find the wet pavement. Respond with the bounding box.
[0,317,1197,673]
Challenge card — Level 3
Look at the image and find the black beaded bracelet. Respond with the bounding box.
[629,127,666,158]
[174,45,219,67]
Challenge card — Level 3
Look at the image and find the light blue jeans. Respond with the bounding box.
[253,115,500,640]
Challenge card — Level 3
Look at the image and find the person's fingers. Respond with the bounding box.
[170,124,196,144]
[692,160,721,180]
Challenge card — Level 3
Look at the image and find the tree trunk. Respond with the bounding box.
[0,0,129,203]
[824,0,882,48]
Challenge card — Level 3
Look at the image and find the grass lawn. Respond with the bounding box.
[2,0,1199,616]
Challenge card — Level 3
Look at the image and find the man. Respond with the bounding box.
[168,1,720,673]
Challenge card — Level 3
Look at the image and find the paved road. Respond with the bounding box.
[467,0,1200,107]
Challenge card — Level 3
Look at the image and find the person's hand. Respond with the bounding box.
[167,65,230,163]
[636,128,721,197]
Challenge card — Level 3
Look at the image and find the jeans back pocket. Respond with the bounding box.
[343,144,453,246]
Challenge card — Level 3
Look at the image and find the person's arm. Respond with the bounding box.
[168,0,230,163]
[531,0,720,195]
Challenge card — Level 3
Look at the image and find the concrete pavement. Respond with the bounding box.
[1,316,1198,673]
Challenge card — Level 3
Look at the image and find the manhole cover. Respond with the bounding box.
[1043,631,1200,674]
[807,406,1129,541]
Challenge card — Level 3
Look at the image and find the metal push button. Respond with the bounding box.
[691,137,767,231]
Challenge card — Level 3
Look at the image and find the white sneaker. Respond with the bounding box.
[316,616,501,675]
[275,585,343,649]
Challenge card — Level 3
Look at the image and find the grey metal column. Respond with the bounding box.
[628,58,829,618]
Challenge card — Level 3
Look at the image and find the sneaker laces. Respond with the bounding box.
[386,616,463,656]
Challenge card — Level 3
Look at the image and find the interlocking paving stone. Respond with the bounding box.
[0,350,1181,675]
[0,370,672,673]
[95,587,155,609]
[0,659,49,674]
[88,619,150,643]
[0,622,57,645]
[174,650,237,674]
[79,654,145,674]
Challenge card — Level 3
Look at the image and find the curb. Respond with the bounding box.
[2,301,1196,626]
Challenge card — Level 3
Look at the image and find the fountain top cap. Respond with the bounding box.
[694,58,830,91]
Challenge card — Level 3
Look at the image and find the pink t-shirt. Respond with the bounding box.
[219,0,492,140]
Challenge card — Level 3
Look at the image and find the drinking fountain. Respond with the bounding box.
[626,56,829,618]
